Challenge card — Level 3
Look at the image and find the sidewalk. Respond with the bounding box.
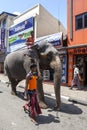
[0,73,87,106]
[43,82,87,106]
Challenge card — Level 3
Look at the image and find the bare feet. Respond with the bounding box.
[30,117,38,125]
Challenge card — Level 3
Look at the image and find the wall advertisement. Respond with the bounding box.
[9,17,34,52]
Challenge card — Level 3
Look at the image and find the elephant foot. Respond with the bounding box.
[53,104,61,110]
[39,101,48,109]
[11,91,17,95]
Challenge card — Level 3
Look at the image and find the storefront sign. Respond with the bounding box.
[9,17,34,52]
[35,32,63,47]
[68,47,87,55]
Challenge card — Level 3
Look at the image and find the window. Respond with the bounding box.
[84,13,87,28]
[76,15,83,30]
[2,19,6,28]
[76,12,87,30]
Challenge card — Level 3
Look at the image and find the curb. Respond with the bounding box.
[68,98,87,106]
[45,92,69,100]
[44,92,87,106]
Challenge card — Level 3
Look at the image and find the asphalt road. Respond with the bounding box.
[0,82,87,130]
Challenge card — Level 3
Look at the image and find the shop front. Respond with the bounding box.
[68,46,87,87]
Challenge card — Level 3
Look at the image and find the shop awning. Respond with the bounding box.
[68,44,87,49]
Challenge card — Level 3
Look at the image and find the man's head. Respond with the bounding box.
[30,31,34,37]
[73,64,79,68]
[73,65,76,68]
[30,63,37,72]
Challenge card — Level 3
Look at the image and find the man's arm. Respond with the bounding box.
[25,75,29,91]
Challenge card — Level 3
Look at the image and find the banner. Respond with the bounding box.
[61,55,67,83]
[9,17,34,52]
[1,28,6,50]
[35,32,63,48]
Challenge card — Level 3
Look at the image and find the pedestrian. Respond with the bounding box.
[23,63,42,123]
[26,31,34,48]
[70,64,82,90]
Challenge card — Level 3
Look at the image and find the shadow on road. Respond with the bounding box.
[16,90,83,125]
[45,96,83,115]
[37,114,60,124]
[16,90,83,115]
[16,91,25,100]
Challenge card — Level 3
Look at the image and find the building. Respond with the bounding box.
[0,12,17,72]
[67,0,87,87]
[8,3,66,52]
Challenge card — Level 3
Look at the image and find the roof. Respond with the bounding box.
[0,12,17,21]
[0,11,17,17]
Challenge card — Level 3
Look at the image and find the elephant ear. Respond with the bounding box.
[47,51,53,61]
[23,56,31,74]
[30,44,40,50]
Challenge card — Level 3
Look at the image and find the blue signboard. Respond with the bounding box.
[0,28,7,52]
[61,55,67,83]
[9,17,34,36]
[9,17,34,52]
[1,28,5,49]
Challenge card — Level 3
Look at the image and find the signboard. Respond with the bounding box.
[35,32,63,48]
[0,28,6,51]
[9,17,34,52]
[61,55,67,83]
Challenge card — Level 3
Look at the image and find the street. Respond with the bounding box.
[0,81,87,130]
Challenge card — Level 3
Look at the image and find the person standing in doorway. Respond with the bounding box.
[70,64,82,90]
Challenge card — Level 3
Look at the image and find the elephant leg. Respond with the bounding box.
[37,77,48,109]
[54,74,61,109]
[54,84,61,109]
[11,79,20,95]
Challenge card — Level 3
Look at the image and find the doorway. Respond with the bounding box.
[75,55,87,87]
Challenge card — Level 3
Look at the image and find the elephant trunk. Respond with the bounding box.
[50,55,62,108]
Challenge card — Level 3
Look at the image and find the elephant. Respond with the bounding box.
[4,41,62,109]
